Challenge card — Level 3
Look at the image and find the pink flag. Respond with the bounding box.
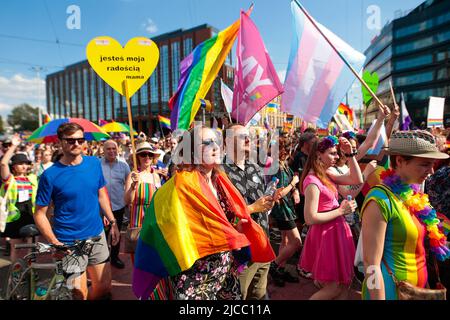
[231,11,283,125]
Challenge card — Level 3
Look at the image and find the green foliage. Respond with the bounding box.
[7,103,39,131]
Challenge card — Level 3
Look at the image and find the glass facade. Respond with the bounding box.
[150,66,159,114]
[364,27,393,62]
[394,71,434,86]
[183,37,193,58]
[394,28,450,54]
[98,79,105,120]
[91,70,97,121]
[83,68,90,120]
[160,45,169,102]
[395,11,450,39]
[365,46,392,73]
[394,54,433,71]
[140,85,148,116]
[105,86,112,120]
[171,41,180,93]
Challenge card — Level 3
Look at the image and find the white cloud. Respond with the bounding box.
[0,74,46,117]
[142,19,158,34]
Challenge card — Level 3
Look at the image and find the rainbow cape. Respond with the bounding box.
[132,170,275,299]
[169,19,240,131]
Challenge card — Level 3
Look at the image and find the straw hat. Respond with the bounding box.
[135,142,162,155]
[385,130,449,160]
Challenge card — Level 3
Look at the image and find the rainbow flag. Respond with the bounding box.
[158,115,171,129]
[132,170,275,299]
[169,18,240,131]
[338,103,353,125]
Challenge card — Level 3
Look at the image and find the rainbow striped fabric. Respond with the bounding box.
[158,115,171,129]
[361,186,428,300]
[169,19,240,130]
[132,170,275,299]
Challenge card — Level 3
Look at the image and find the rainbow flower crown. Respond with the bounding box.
[342,131,357,141]
[318,136,339,152]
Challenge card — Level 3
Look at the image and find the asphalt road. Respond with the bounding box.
[0,231,362,300]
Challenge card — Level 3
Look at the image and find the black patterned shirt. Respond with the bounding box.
[223,157,269,236]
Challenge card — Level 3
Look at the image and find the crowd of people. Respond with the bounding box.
[1,106,450,301]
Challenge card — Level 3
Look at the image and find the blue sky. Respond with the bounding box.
[0,0,424,117]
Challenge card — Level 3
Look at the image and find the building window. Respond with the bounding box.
[64,74,70,117]
[437,67,450,80]
[394,71,434,86]
[105,85,113,120]
[377,77,392,94]
[365,46,392,73]
[395,12,450,39]
[71,72,77,117]
[364,28,393,62]
[183,38,193,58]
[98,79,105,121]
[91,70,97,121]
[150,66,159,114]
[395,29,450,55]
[394,54,433,71]
[77,69,83,118]
[161,45,169,103]
[171,41,180,93]
[140,85,148,116]
[83,68,90,120]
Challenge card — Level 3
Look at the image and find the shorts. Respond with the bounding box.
[62,231,110,275]
[275,219,297,231]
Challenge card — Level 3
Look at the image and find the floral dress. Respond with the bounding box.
[169,181,242,300]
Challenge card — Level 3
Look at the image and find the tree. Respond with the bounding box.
[0,115,4,134]
[7,103,39,131]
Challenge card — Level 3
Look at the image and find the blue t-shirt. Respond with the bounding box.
[36,156,106,243]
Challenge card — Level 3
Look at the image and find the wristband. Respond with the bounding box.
[109,219,117,225]
[345,150,358,157]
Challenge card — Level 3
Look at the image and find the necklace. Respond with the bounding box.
[381,169,450,261]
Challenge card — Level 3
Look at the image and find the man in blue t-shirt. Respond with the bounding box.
[34,123,119,300]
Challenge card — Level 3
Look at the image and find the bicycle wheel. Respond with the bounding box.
[6,259,30,300]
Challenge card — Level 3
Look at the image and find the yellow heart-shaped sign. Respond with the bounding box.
[86,36,159,98]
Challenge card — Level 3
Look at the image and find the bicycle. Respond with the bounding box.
[4,228,102,300]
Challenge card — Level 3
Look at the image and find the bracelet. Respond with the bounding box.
[344,150,358,158]
[109,219,117,225]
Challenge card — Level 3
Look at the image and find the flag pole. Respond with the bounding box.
[122,80,138,172]
[294,0,387,114]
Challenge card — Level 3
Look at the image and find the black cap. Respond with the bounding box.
[10,153,31,166]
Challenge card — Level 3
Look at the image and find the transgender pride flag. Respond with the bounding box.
[282,1,366,128]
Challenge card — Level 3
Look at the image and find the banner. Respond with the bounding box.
[427,96,445,128]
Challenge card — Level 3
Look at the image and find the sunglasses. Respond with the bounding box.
[62,138,85,145]
[201,139,221,147]
[138,152,155,158]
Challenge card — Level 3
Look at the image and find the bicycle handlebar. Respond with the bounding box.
[14,235,102,253]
